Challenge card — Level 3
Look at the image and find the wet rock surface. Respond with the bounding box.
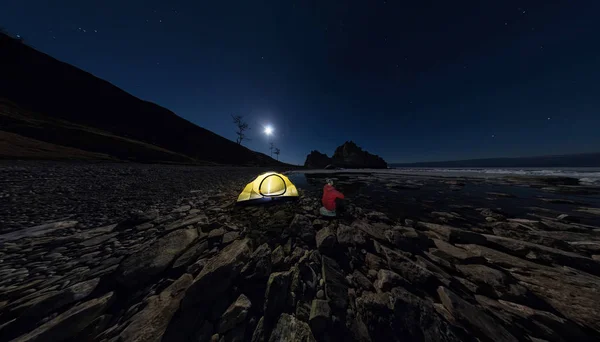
[1,163,600,341]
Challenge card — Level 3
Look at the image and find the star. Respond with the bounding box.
[159,20,162,23]
[94,30,98,33]
[547,117,551,120]
[492,134,495,138]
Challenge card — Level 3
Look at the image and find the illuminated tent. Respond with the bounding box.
[237,172,299,203]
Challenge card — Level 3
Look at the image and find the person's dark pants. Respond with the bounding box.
[335,198,345,213]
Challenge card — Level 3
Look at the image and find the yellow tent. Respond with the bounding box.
[237,172,299,203]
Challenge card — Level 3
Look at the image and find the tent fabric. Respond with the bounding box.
[237,172,299,203]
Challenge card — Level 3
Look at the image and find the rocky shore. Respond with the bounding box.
[1,163,600,341]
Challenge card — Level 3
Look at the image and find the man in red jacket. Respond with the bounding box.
[320,178,345,217]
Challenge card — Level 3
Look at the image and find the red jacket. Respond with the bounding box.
[322,184,345,211]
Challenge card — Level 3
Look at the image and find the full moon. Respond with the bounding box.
[264,126,273,135]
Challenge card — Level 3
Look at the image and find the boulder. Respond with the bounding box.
[416,222,486,245]
[251,316,265,342]
[385,227,430,253]
[219,294,252,333]
[268,313,316,342]
[309,299,331,335]
[337,224,366,246]
[437,286,518,342]
[316,226,336,251]
[355,287,468,341]
[172,240,209,271]
[482,234,600,276]
[119,274,193,342]
[322,256,349,310]
[117,228,198,288]
[352,220,386,241]
[475,295,590,342]
[165,213,209,231]
[222,231,240,244]
[271,245,285,269]
[304,150,332,169]
[163,240,252,341]
[13,277,101,324]
[241,243,272,281]
[264,270,292,322]
[429,239,483,264]
[352,270,373,291]
[11,292,114,342]
[287,214,315,242]
[373,269,403,292]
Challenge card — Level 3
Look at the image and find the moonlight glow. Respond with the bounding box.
[264,125,273,136]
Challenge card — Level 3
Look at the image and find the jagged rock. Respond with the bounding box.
[429,239,483,264]
[186,258,207,276]
[251,316,265,342]
[12,277,101,326]
[356,287,468,341]
[241,243,272,281]
[364,253,386,271]
[117,228,198,288]
[352,220,386,241]
[485,234,600,276]
[478,208,506,221]
[385,226,430,253]
[557,214,578,223]
[163,239,252,341]
[337,224,366,246]
[287,214,315,242]
[417,222,487,245]
[437,286,518,342]
[373,269,403,292]
[165,213,209,231]
[304,150,332,168]
[222,231,240,244]
[316,226,336,251]
[475,295,590,342]
[219,294,252,333]
[264,270,292,321]
[11,292,114,342]
[221,324,246,342]
[119,274,193,342]
[296,301,311,322]
[209,228,226,240]
[455,264,513,298]
[331,141,387,169]
[80,232,119,247]
[309,299,331,335]
[271,245,285,269]
[352,270,373,291]
[0,220,79,242]
[322,256,349,310]
[268,313,316,342]
[172,240,209,270]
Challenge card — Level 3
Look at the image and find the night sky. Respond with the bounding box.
[2,1,599,165]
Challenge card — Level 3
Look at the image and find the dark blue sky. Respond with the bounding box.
[2,1,599,165]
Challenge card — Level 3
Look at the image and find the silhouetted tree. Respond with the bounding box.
[274,147,281,161]
[232,115,250,145]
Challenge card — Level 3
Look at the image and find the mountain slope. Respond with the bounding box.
[392,153,600,168]
[0,33,283,166]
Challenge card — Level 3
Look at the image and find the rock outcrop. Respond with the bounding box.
[304,150,332,169]
[304,141,387,169]
[332,141,387,169]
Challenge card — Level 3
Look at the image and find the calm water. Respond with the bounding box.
[287,172,600,226]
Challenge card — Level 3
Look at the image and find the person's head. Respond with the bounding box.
[326,178,334,186]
